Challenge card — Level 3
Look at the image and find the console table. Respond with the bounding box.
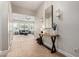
[37,33,59,53]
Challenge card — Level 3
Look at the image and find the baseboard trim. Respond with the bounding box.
[0,51,2,55]
[57,48,75,57]
[0,50,9,57]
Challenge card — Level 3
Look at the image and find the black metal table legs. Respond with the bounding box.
[51,36,56,53]
[36,34,43,45]
[37,34,57,53]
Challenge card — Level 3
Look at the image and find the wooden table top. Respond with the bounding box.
[39,32,59,37]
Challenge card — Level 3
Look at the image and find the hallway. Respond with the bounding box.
[7,34,64,57]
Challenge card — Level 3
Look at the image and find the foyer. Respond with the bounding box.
[0,1,79,57]
[7,35,64,57]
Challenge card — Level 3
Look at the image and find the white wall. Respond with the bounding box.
[36,1,79,57]
[0,1,11,51]
[0,2,3,51]
[53,1,79,57]
[34,2,45,38]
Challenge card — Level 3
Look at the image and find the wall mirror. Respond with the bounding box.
[45,5,53,29]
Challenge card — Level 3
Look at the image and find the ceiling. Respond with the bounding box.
[11,1,44,12]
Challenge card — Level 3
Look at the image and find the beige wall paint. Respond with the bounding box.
[35,1,79,57]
